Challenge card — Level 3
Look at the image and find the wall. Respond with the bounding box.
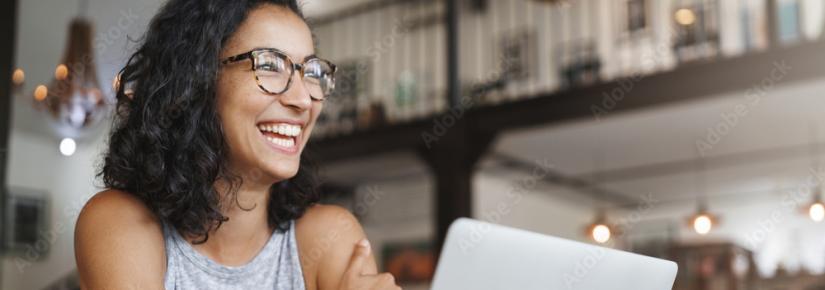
[2,129,107,290]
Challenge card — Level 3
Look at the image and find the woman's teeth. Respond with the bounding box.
[267,136,295,148]
[257,123,301,148]
[257,123,302,137]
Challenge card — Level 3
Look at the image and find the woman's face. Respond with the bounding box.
[217,4,321,186]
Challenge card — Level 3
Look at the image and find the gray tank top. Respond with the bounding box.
[161,220,306,290]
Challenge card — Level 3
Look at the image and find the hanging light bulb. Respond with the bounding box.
[809,202,825,222]
[585,211,615,244]
[687,155,718,235]
[12,68,25,86]
[59,138,77,156]
[591,224,612,243]
[674,8,697,26]
[692,214,713,235]
[54,64,69,81]
[34,85,48,102]
[805,187,825,222]
[688,204,718,235]
[11,68,26,97]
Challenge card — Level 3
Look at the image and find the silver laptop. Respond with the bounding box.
[430,218,678,290]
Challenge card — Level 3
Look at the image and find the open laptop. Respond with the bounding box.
[430,218,677,290]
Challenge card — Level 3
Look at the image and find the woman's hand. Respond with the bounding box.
[337,239,402,290]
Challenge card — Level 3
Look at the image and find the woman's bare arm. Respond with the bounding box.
[295,204,384,290]
[74,190,166,290]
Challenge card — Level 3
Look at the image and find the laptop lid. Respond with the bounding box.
[430,218,678,290]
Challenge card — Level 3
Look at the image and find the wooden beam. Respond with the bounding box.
[0,0,17,181]
[446,0,460,108]
[417,119,495,256]
[0,0,18,282]
[307,118,432,163]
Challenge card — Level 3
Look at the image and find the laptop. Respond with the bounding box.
[430,218,678,290]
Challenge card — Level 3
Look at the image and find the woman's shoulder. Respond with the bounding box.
[77,189,163,232]
[75,189,166,289]
[295,204,361,233]
[294,204,368,251]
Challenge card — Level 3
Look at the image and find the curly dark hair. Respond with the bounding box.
[99,0,319,243]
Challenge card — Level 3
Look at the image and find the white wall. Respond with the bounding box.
[2,129,107,290]
[473,171,595,242]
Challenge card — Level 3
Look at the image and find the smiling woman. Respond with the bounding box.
[73,1,399,290]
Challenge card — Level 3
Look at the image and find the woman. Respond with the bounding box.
[74,1,401,289]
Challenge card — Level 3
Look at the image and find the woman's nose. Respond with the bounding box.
[278,75,313,111]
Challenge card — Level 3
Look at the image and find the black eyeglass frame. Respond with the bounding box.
[221,48,337,101]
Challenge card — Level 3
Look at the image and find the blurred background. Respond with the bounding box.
[1,0,825,289]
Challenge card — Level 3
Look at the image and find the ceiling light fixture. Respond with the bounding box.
[688,204,718,235]
[585,211,615,244]
[674,8,697,26]
[806,187,825,222]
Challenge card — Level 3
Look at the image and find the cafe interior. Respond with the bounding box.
[2,0,825,289]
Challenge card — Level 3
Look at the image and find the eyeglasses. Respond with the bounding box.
[221,48,337,101]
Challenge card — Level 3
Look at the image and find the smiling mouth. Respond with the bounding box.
[257,123,302,150]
